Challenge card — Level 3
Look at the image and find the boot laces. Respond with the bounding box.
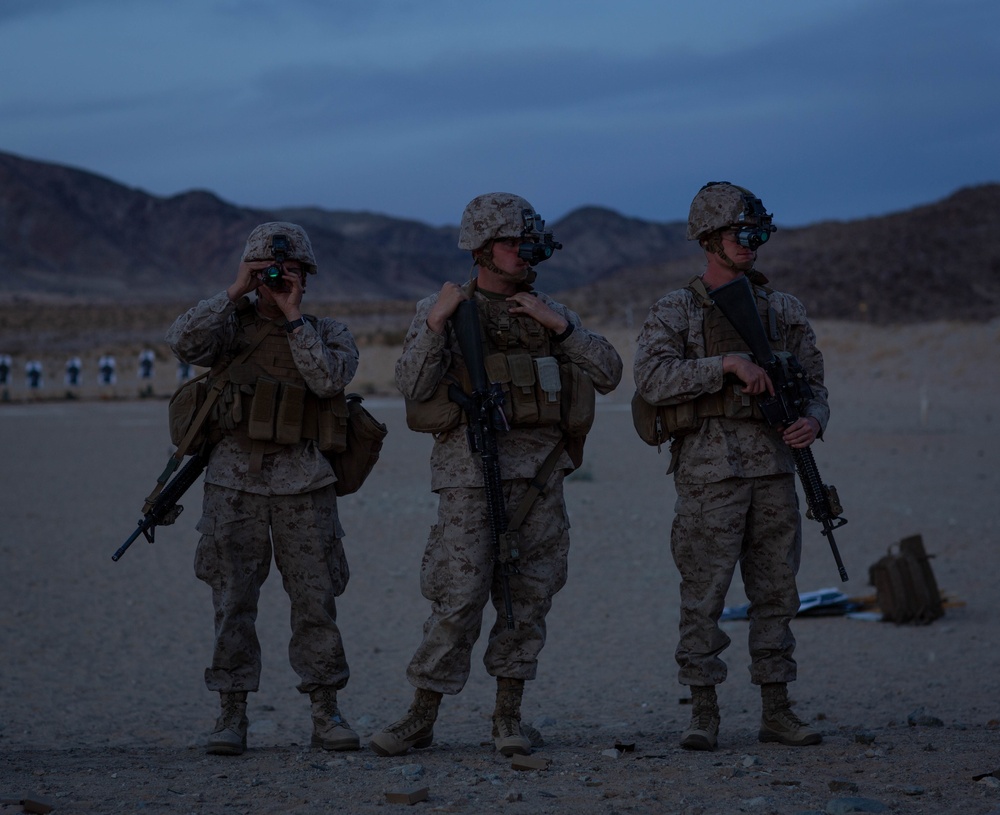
[493,715,521,739]
[386,705,433,738]
[768,706,808,730]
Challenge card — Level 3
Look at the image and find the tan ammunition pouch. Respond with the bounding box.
[178,305,350,454]
[404,292,595,436]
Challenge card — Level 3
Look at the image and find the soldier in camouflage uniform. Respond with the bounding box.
[369,193,622,757]
[166,222,361,756]
[633,183,828,751]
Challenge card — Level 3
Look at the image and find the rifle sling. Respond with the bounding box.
[506,436,567,534]
[142,320,275,513]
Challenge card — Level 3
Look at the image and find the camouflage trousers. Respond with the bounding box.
[195,483,351,695]
[406,476,571,695]
[670,474,801,687]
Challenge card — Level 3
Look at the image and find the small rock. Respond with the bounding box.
[907,708,944,727]
[391,763,424,779]
[829,779,859,793]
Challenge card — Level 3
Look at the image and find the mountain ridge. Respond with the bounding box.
[2,150,998,323]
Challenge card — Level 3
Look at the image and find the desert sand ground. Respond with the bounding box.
[2,320,1000,815]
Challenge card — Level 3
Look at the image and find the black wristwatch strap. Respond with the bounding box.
[552,322,575,343]
[284,317,306,333]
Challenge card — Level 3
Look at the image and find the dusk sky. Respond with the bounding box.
[2,0,997,228]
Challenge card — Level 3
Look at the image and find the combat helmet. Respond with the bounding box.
[686,182,776,248]
[242,222,318,274]
[459,193,557,257]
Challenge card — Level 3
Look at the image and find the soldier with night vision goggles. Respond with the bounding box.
[370,192,622,759]
[165,221,363,758]
[634,182,830,753]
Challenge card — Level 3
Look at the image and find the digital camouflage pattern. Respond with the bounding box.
[633,276,828,688]
[685,182,769,241]
[671,476,801,686]
[395,287,622,692]
[167,288,359,695]
[196,483,350,694]
[457,192,539,251]
[241,221,318,274]
[405,481,570,693]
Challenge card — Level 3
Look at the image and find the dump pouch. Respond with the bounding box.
[631,391,699,448]
[405,376,464,434]
[168,372,208,448]
[329,394,389,496]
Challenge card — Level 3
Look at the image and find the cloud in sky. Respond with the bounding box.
[1,0,997,226]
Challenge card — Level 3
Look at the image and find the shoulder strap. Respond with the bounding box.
[142,319,276,513]
[685,276,713,307]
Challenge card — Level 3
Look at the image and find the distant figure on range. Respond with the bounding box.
[65,357,82,387]
[633,182,829,751]
[166,221,362,757]
[1,354,12,401]
[26,360,43,392]
[99,355,117,386]
[138,349,155,397]
[65,356,83,399]
[370,193,622,758]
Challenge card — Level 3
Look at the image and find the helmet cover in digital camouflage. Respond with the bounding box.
[686,182,774,242]
[242,222,317,274]
[458,192,544,251]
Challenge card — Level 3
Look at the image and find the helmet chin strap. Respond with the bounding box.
[704,234,754,273]
[474,243,537,287]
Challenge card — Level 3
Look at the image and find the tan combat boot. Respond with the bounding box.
[309,686,360,751]
[369,688,442,757]
[758,682,822,746]
[206,691,249,756]
[680,685,720,751]
[492,677,532,756]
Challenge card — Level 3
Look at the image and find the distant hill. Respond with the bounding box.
[1,150,998,323]
[558,184,1000,325]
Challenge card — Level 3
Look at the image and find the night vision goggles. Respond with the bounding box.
[515,208,562,264]
[261,234,290,290]
[731,191,776,250]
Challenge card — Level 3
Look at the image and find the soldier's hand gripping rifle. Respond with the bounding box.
[447,299,518,629]
[710,275,849,582]
[111,447,209,562]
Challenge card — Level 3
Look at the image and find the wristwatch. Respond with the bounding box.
[284,317,306,333]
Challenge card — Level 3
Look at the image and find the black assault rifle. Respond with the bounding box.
[710,275,850,582]
[111,448,209,562]
[447,300,518,629]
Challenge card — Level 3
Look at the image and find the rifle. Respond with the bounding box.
[447,299,518,629]
[111,447,209,562]
[710,275,849,582]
